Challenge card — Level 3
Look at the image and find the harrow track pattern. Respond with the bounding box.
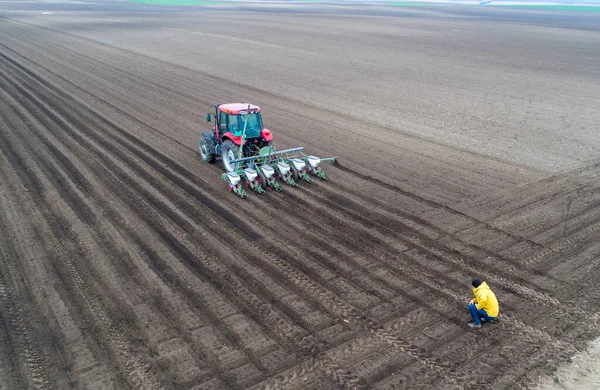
[0,225,53,390]
[0,14,599,389]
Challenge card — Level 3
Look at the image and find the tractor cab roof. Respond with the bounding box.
[218,103,261,115]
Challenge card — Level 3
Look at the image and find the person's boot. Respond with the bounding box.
[468,322,482,329]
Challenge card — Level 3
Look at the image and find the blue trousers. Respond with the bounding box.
[469,303,495,325]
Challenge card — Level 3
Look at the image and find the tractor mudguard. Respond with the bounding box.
[223,132,243,145]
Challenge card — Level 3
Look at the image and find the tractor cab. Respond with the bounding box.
[201,103,274,172]
[209,103,272,145]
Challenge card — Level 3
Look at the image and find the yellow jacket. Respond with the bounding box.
[473,282,499,317]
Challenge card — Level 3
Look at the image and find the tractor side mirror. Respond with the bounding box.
[206,114,211,122]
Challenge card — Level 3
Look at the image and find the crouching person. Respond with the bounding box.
[468,278,499,329]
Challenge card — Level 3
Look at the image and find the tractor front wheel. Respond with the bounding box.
[199,135,216,163]
[221,140,240,172]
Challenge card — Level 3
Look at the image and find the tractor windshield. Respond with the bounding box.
[229,112,263,139]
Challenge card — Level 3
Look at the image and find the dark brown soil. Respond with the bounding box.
[0,4,599,389]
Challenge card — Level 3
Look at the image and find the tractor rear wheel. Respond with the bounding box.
[221,140,240,172]
[199,135,216,163]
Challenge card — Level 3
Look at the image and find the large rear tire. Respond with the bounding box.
[221,140,240,172]
[199,135,216,163]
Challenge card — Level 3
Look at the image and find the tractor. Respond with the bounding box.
[198,103,337,197]
[199,103,272,172]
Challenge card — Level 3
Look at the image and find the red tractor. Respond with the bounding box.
[199,103,273,172]
[199,103,336,197]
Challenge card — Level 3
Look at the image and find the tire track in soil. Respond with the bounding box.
[417,236,600,386]
[31,20,574,297]
[262,190,589,387]
[241,206,494,386]
[509,310,600,388]
[0,46,276,386]
[0,22,544,320]
[0,59,274,386]
[0,72,167,389]
[0,136,125,388]
[431,315,589,389]
[24,138,243,386]
[0,227,53,390]
[0,139,126,389]
[7,53,580,388]
[462,162,600,224]
[0,44,376,352]
[335,163,542,245]
[0,284,21,390]
[261,189,511,314]
[0,45,324,384]
[3,40,576,390]
[304,186,595,326]
[177,190,474,386]
[439,229,600,387]
[373,300,580,388]
[300,183,563,306]
[255,180,540,320]
[8,35,556,358]
[0,89,228,388]
[333,164,600,290]
[94,208,252,387]
[377,277,575,388]
[0,35,468,386]
[0,39,360,326]
[523,215,600,274]
[52,75,502,386]
[221,195,496,387]
[2,17,596,390]
[0,146,167,389]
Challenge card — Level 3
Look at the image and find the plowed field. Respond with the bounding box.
[1,2,599,389]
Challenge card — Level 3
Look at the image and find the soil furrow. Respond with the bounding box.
[0,85,234,387]
[0,9,598,389]
[0,58,288,384]
[0,71,170,389]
